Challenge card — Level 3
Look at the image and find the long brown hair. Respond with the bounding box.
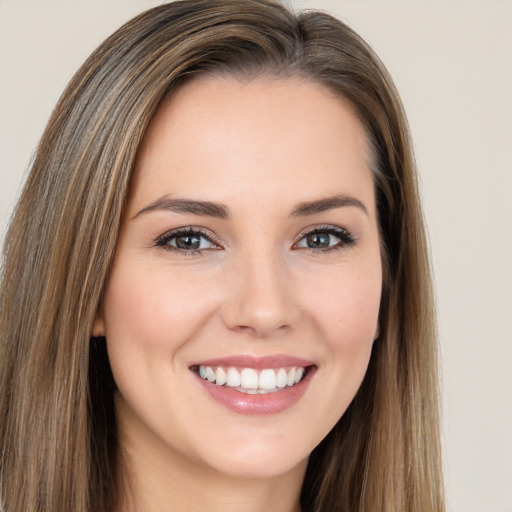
[0,1,444,510]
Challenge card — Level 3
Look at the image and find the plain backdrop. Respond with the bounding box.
[1,1,511,511]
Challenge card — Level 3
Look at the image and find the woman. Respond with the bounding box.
[0,1,444,511]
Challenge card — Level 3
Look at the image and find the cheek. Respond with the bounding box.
[101,262,221,362]
[291,264,381,446]
[308,264,381,346]
[308,263,380,391]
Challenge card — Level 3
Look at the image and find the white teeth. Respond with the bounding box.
[215,367,227,386]
[205,366,216,383]
[197,364,308,392]
[240,368,259,389]
[235,387,280,395]
[286,367,296,386]
[276,368,287,388]
[259,369,276,390]
[226,367,241,387]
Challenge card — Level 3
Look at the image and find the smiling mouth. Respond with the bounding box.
[192,365,310,394]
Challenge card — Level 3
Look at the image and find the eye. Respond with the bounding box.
[294,225,356,252]
[155,228,221,254]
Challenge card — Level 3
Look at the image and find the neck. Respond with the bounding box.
[115,400,306,512]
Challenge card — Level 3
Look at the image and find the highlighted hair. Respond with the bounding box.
[0,1,444,510]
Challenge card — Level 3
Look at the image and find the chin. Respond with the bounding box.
[193,431,312,480]
[210,454,308,480]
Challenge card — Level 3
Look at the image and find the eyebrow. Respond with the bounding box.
[291,194,368,217]
[133,197,231,220]
[133,193,368,220]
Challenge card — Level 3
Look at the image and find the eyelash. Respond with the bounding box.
[154,227,221,256]
[154,225,356,256]
[293,225,356,254]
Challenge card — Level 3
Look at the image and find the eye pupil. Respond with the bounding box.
[307,233,330,248]
[176,234,201,249]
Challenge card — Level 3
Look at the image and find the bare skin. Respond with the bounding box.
[96,77,382,512]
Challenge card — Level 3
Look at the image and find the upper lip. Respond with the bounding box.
[189,354,315,370]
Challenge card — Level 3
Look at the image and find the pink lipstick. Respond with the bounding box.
[190,355,316,415]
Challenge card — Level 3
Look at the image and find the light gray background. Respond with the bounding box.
[1,1,511,511]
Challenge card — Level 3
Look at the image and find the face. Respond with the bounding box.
[95,77,382,480]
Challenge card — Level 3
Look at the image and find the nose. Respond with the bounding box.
[220,250,300,338]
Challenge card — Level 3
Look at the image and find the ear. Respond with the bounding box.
[92,308,106,338]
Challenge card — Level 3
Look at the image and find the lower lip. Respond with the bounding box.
[195,367,315,415]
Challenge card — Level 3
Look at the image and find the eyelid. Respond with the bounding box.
[154,226,223,253]
[153,224,356,255]
[292,224,356,251]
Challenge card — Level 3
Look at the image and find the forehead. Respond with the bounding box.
[129,77,375,216]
